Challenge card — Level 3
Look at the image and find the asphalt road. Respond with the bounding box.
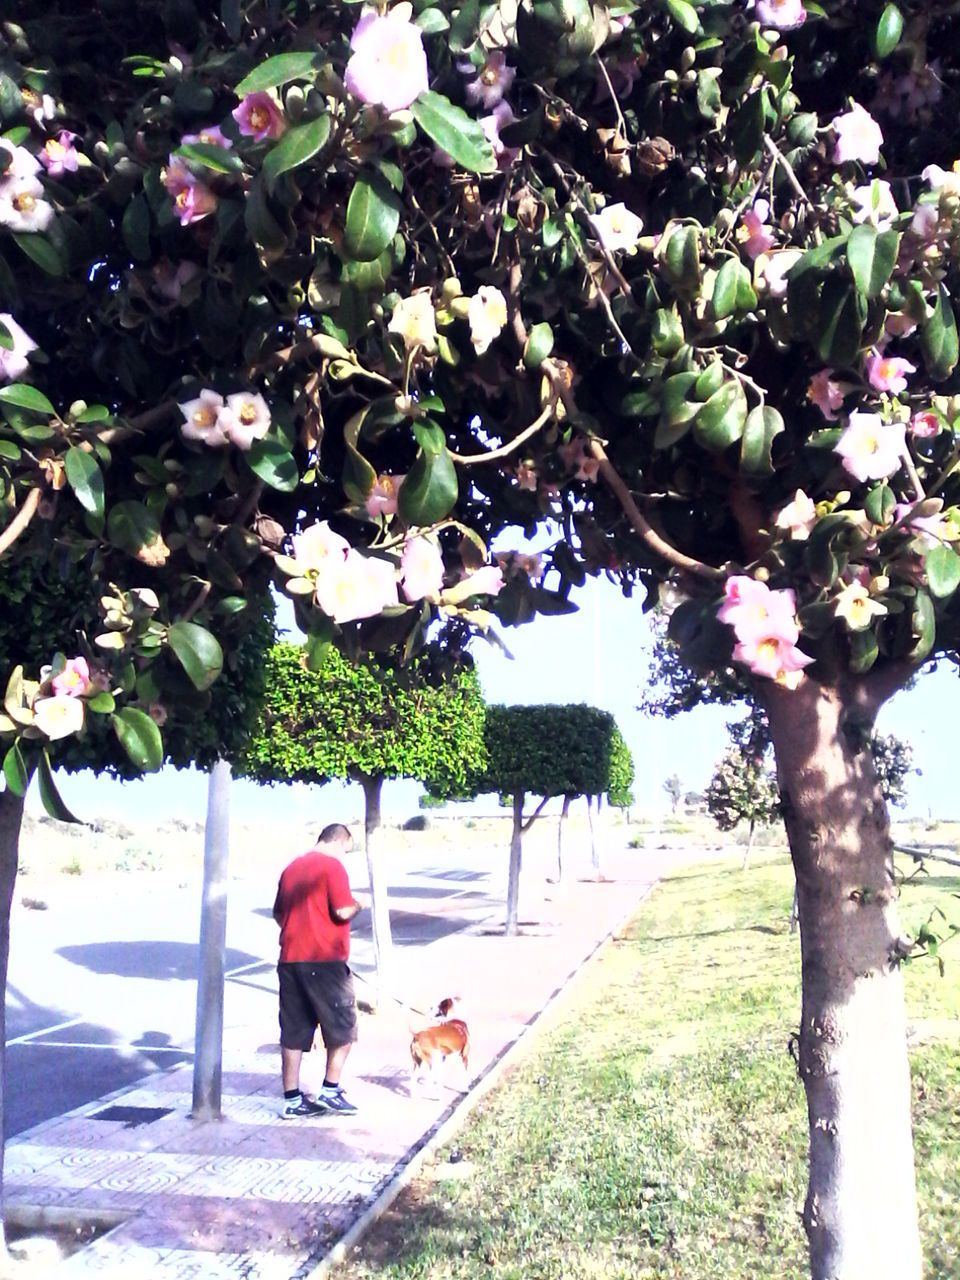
[3,846,503,1137]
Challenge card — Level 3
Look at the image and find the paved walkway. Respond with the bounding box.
[5,845,689,1278]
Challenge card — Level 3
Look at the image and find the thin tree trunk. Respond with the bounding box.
[505,791,523,936]
[554,793,571,883]
[191,759,230,1121]
[587,793,602,879]
[0,787,26,1261]
[742,817,756,871]
[360,774,393,1008]
[762,677,921,1280]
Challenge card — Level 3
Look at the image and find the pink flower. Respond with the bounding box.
[0,313,37,383]
[865,353,916,394]
[401,536,444,602]
[834,411,905,483]
[774,489,817,541]
[39,131,80,177]
[292,521,350,572]
[181,125,231,149]
[178,390,232,447]
[366,474,404,518]
[344,10,429,114]
[893,501,950,547]
[749,0,806,28]
[152,259,200,303]
[732,635,814,687]
[910,410,941,438]
[461,51,515,109]
[717,576,799,645]
[315,548,399,624]
[232,92,287,141]
[51,656,91,698]
[739,199,777,260]
[163,158,217,226]
[831,104,883,165]
[480,102,520,166]
[808,369,846,420]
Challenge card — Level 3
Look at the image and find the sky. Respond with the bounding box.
[38,567,959,830]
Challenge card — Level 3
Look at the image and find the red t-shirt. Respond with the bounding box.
[274,850,355,964]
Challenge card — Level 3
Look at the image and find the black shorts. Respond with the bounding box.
[278,961,358,1051]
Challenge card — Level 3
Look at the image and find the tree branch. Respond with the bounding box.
[522,793,552,832]
[448,404,555,465]
[0,486,42,558]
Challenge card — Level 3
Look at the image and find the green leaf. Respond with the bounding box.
[12,233,63,276]
[730,91,765,167]
[664,0,700,34]
[692,381,748,451]
[846,223,899,300]
[168,620,224,691]
[910,588,936,661]
[0,384,56,416]
[712,258,744,320]
[235,51,319,96]
[740,405,784,476]
[415,6,450,32]
[245,439,299,491]
[874,3,904,58]
[924,544,960,599]
[865,483,896,525]
[816,277,866,367]
[344,171,403,263]
[661,225,701,291]
[106,501,161,556]
[523,322,555,369]
[244,175,287,259]
[0,439,21,460]
[86,690,116,713]
[262,115,331,193]
[121,195,152,261]
[176,141,244,174]
[64,447,105,517]
[2,742,29,797]
[921,284,959,382]
[37,751,82,823]
[410,91,498,175]
[848,628,879,675]
[111,707,163,773]
[398,440,459,525]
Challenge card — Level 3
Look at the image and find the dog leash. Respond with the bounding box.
[350,968,433,1019]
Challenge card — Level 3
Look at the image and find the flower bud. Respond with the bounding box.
[680,47,696,71]
[68,400,87,419]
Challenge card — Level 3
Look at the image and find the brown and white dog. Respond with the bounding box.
[409,998,470,1089]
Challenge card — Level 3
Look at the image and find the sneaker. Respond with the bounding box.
[279,1094,328,1120]
[319,1086,358,1116]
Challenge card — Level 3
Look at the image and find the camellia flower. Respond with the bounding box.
[366,474,404,518]
[0,141,40,181]
[865,353,916,395]
[51,656,91,698]
[467,286,508,355]
[224,391,271,450]
[748,0,806,28]
[834,580,887,631]
[592,202,644,254]
[480,101,520,165]
[808,369,846,420]
[754,248,802,298]
[163,158,217,226]
[910,410,941,438]
[775,490,818,541]
[153,259,200,303]
[922,161,960,198]
[461,51,516,109]
[39,131,80,177]
[21,87,56,125]
[0,177,54,233]
[401,536,445,602]
[834,411,905,483]
[292,521,350,573]
[388,292,438,353]
[182,125,231,149]
[831,103,883,165]
[717,576,799,645]
[893,500,953,547]
[732,635,814,687]
[32,694,84,741]
[849,179,898,229]
[232,92,287,141]
[738,199,777,260]
[315,548,399,624]
[344,6,430,114]
[178,389,232,447]
[0,313,38,383]
[440,564,504,605]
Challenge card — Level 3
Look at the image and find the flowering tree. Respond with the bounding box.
[0,0,958,1272]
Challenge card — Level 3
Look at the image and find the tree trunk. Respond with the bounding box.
[761,677,921,1280]
[191,759,230,1122]
[554,793,571,883]
[742,817,756,871]
[587,794,603,879]
[360,774,393,1008]
[0,787,26,1261]
[505,791,523,936]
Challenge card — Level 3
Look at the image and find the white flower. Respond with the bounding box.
[774,489,817,541]
[178,390,232,447]
[0,140,41,180]
[592,202,643,254]
[32,694,85,741]
[388,292,438,352]
[224,392,271,450]
[0,178,54,233]
[0,313,37,383]
[849,179,898,230]
[922,162,960,198]
[467,286,508,355]
[755,248,803,298]
[834,580,887,631]
[292,521,350,573]
[315,548,399,624]
[834,411,905,483]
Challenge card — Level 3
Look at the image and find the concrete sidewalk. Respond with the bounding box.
[5,846,683,1278]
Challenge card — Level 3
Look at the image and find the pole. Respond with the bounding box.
[191,758,231,1120]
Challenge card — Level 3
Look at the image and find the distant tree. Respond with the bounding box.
[663,774,682,816]
[871,733,916,810]
[706,712,781,868]
[238,642,486,1001]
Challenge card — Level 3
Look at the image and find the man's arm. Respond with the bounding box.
[331,898,362,924]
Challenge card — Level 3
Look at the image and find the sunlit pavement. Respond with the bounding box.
[4,842,704,1278]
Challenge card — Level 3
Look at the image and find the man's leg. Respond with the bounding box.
[323,1041,352,1087]
[281,1045,304,1093]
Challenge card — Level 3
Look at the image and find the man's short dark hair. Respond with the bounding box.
[317,822,353,846]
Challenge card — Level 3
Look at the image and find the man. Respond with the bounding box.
[273,822,364,1118]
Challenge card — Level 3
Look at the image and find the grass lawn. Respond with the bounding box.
[334,850,960,1280]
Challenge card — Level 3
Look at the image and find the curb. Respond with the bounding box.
[304,877,657,1279]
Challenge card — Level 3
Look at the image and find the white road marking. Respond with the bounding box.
[6,1016,84,1047]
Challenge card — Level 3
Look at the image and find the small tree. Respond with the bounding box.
[706,715,782,868]
[663,774,682,816]
[238,643,485,1002]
